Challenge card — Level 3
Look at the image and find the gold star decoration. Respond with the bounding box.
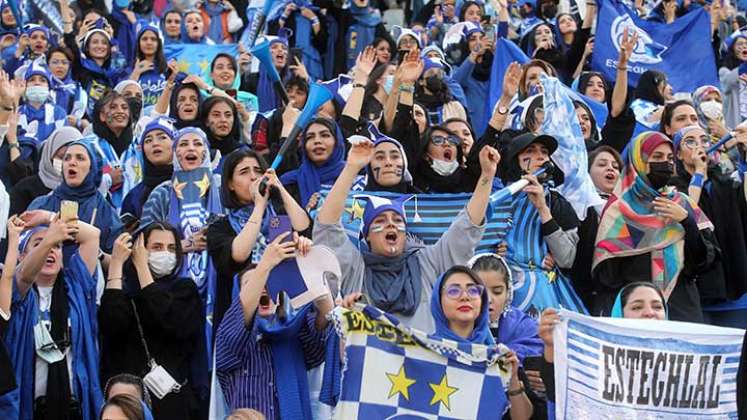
[176,59,191,73]
[197,59,210,73]
[429,374,458,410]
[346,199,366,221]
[194,173,211,198]
[386,365,416,401]
[132,163,142,182]
[173,178,187,200]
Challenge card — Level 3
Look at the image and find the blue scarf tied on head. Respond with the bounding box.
[279,120,346,208]
[430,271,495,345]
[256,303,315,420]
[204,2,227,43]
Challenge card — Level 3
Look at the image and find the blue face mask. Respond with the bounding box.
[114,0,131,8]
[383,75,394,94]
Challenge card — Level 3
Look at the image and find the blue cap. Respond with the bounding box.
[23,24,49,39]
[672,125,702,153]
[142,117,177,142]
[462,21,483,39]
[357,194,414,237]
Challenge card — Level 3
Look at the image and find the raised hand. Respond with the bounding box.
[20,210,54,228]
[618,28,638,66]
[289,56,310,81]
[6,215,25,244]
[397,51,424,84]
[502,61,521,100]
[479,145,501,176]
[258,232,296,271]
[131,234,149,269]
[346,138,375,170]
[111,232,133,264]
[354,46,377,82]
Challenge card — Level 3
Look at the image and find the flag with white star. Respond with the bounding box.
[329,306,512,419]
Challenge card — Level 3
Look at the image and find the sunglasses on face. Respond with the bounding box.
[444,284,484,300]
[682,135,710,149]
[430,135,461,146]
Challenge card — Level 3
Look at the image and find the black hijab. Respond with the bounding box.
[169,82,203,129]
[634,70,667,106]
[92,94,134,156]
[413,126,467,193]
[200,96,242,158]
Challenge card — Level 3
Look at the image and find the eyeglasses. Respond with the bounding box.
[444,284,484,300]
[49,59,70,66]
[682,135,710,149]
[430,135,461,146]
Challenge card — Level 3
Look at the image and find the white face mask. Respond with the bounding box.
[700,100,723,120]
[25,85,50,103]
[52,158,63,175]
[148,251,177,278]
[430,158,459,176]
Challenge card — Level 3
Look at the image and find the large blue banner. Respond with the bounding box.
[592,0,718,92]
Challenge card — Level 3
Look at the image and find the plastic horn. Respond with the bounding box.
[706,133,733,155]
[251,40,290,105]
[490,162,552,204]
[245,0,276,48]
[258,82,335,196]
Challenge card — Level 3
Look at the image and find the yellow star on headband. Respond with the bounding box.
[429,374,458,410]
[386,365,416,401]
[173,178,187,200]
[346,199,365,221]
[195,173,211,198]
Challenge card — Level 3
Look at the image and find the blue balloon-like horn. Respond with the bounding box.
[251,40,290,105]
[258,82,335,195]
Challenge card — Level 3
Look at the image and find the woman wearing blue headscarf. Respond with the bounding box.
[27,140,124,255]
[47,46,88,130]
[128,23,168,109]
[240,33,292,113]
[430,266,533,419]
[141,127,223,351]
[2,213,102,420]
[280,117,346,209]
[268,0,328,82]
[70,27,129,118]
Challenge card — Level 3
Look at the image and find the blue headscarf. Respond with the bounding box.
[280,118,346,207]
[168,127,222,364]
[203,1,228,43]
[430,268,495,346]
[268,0,324,81]
[27,139,123,252]
[160,9,181,45]
[610,283,669,319]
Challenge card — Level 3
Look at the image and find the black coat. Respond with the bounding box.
[99,279,204,419]
[670,169,747,302]
[9,175,50,216]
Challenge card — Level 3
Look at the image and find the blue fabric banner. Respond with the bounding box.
[592,0,718,92]
[163,44,240,76]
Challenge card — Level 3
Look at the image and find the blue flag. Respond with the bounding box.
[328,306,512,419]
[592,0,718,92]
[164,44,240,76]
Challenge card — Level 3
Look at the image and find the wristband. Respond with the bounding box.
[7,142,19,149]
[311,18,320,25]
[507,386,525,396]
[399,83,415,93]
[690,173,705,188]
[352,82,365,89]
